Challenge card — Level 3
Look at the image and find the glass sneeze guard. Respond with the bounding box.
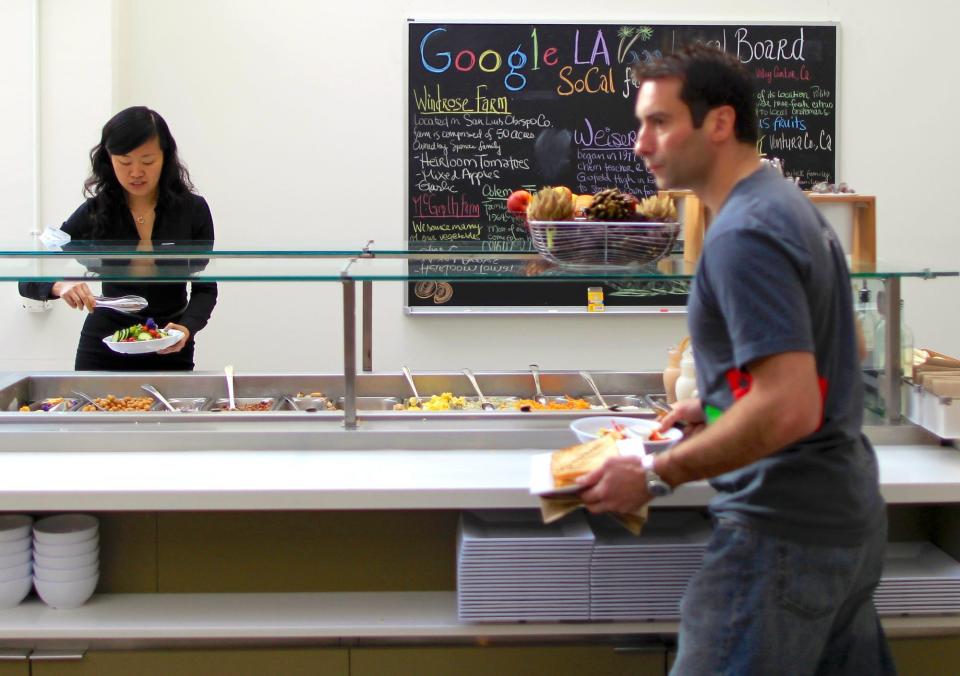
[4,237,957,427]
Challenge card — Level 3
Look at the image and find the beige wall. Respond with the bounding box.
[1,1,956,373]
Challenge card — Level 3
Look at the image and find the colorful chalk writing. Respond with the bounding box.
[407,22,837,309]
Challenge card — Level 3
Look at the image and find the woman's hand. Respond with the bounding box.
[661,398,707,439]
[158,322,190,354]
[52,281,96,312]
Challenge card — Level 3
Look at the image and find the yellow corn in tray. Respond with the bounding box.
[398,392,467,411]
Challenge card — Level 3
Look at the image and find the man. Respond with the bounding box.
[577,45,894,675]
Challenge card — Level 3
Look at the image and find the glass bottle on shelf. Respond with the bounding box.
[854,285,880,369]
[663,347,682,404]
[874,299,914,377]
[675,349,698,401]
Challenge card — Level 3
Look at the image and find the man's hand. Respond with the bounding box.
[661,398,706,439]
[158,323,190,354]
[52,281,96,312]
[577,455,652,514]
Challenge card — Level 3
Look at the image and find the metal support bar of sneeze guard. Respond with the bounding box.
[361,239,375,372]
[0,648,30,661]
[342,259,358,430]
[882,276,902,422]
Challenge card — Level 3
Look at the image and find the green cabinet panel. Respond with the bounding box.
[351,645,665,676]
[97,512,158,592]
[890,637,960,676]
[157,510,458,592]
[30,648,348,676]
[0,660,28,676]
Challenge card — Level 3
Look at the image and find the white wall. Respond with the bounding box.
[0,0,115,370]
[2,0,957,374]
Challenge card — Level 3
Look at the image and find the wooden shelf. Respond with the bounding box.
[669,188,876,265]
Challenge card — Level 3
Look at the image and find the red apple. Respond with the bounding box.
[506,189,532,214]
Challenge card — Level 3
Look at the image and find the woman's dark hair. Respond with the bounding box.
[632,44,758,144]
[83,106,194,237]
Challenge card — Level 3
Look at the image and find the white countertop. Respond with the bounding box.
[0,445,957,510]
[0,592,953,644]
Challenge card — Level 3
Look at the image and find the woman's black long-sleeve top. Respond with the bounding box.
[18,193,218,370]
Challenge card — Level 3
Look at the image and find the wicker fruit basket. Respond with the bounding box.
[527,219,680,268]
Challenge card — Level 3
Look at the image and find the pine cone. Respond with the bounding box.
[584,189,635,221]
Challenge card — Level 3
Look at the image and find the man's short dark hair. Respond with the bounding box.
[632,44,758,144]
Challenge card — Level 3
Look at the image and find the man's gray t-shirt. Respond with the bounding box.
[687,166,884,545]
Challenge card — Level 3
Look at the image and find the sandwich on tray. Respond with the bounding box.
[550,434,619,489]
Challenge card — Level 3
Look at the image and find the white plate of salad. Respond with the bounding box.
[102,319,183,354]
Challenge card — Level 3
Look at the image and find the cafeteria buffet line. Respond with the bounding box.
[1,247,960,673]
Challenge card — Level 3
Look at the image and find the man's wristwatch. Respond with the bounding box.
[641,453,672,497]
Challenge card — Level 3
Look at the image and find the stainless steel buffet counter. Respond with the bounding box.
[0,370,661,424]
[0,369,949,513]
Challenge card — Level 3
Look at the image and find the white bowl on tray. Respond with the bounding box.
[0,561,32,583]
[33,550,98,570]
[0,574,33,609]
[0,536,31,556]
[102,328,183,354]
[569,416,682,452]
[33,534,98,557]
[0,548,32,568]
[33,561,98,583]
[0,515,33,543]
[33,514,99,545]
[33,572,99,609]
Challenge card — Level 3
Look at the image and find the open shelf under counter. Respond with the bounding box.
[0,592,954,647]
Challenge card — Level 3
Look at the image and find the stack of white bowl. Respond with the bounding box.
[32,514,100,609]
[0,515,33,609]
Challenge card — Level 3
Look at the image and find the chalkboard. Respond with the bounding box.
[405,21,838,312]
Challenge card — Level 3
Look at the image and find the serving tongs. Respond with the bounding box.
[644,394,687,431]
[401,366,423,408]
[141,384,177,412]
[529,364,548,406]
[94,295,148,314]
[462,368,495,411]
[71,390,107,412]
[578,370,622,412]
[283,395,320,413]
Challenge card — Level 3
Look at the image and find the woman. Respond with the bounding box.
[19,106,217,370]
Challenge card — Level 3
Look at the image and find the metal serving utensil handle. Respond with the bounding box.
[401,366,423,406]
[71,390,107,412]
[529,363,548,406]
[462,368,495,410]
[578,370,611,409]
[141,384,177,412]
[224,364,237,410]
[643,394,687,430]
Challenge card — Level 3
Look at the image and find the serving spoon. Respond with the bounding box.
[529,363,548,406]
[141,384,177,412]
[579,370,622,412]
[401,366,423,408]
[224,364,237,411]
[71,390,107,412]
[462,368,496,411]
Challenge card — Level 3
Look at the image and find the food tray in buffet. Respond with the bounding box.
[0,372,663,422]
